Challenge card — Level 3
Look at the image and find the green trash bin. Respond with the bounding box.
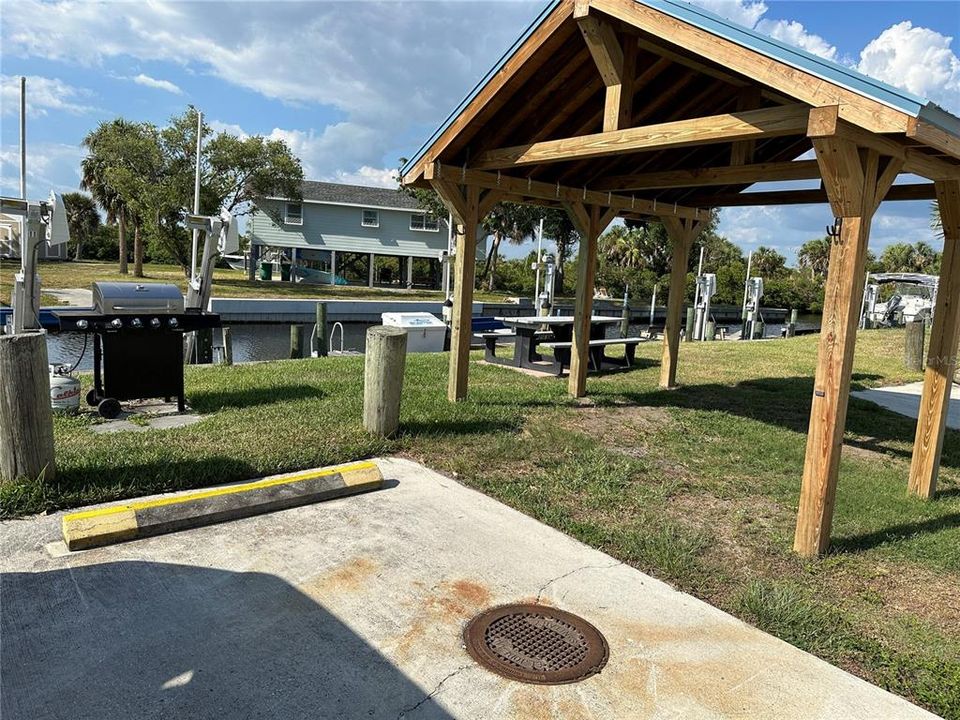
[280,263,291,282]
[258,261,273,281]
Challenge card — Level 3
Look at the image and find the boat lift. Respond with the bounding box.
[2,194,70,334]
[693,273,716,341]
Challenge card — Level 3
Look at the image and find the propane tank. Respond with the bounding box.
[49,364,81,414]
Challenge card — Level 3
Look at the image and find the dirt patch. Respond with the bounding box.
[831,561,960,636]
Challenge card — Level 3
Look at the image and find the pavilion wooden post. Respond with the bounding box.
[563,202,617,398]
[658,216,700,389]
[432,180,481,402]
[794,108,902,557]
[909,178,960,498]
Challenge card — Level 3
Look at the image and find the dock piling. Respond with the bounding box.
[290,325,304,359]
[316,302,328,357]
[363,326,408,438]
[222,327,233,365]
[905,320,925,372]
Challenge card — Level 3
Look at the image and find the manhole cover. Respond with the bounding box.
[464,604,609,685]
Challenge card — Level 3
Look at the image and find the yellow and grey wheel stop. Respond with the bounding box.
[61,461,383,551]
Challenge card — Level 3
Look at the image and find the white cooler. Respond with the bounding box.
[380,312,447,353]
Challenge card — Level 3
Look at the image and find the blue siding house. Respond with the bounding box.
[249,181,450,288]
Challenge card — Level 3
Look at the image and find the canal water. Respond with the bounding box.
[46,314,821,371]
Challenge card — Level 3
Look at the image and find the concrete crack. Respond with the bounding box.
[397,664,473,719]
[536,560,622,604]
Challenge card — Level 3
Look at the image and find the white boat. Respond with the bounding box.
[222,254,247,271]
[862,273,937,327]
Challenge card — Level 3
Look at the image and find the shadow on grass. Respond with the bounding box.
[592,373,960,472]
[400,417,523,438]
[831,513,960,554]
[189,384,325,412]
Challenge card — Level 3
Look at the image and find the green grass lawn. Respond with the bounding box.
[0,259,513,303]
[2,330,958,716]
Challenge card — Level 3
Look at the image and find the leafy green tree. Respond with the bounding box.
[61,192,100,261]
[542,209,579,294]
[797,237,831,280]
[480,202,539,291]
[751,246,787,277]
[81,119,136,273]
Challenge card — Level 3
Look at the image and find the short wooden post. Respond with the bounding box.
[222,327,233,366]
[909,178,960,498]
[289,324,303,359]
[363,325,408,438]
[0,331,56,483]
[705,319,716,341]
[793,120,898,557]
[786,309,797,338]
[659,216,700,389]
[316,302,328,358]
[684,307,695,342]
[904,320,925,373]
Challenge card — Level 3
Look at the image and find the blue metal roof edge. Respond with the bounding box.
[400,0,564,177]
[402,0,959,178]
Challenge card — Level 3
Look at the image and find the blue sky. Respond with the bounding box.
[1,0,958,264]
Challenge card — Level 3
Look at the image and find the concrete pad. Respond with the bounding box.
[0,458,936,720]
[853,381,960,430]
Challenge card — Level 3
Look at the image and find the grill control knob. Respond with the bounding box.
[150,318,161,328]
[76,319,89,330]
[168,317,179,328]
[131,318,143,328]
[110,318,123,329]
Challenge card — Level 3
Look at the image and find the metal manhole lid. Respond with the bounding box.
[464,603,609,685]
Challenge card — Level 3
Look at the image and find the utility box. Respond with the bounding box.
[381,312,446,353]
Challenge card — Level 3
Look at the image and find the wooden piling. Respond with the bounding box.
[705,319,716,341]
[620,298,630,338]
[904,320,925,372]
[684,306,695,343]
[222,327,233,366]
[0,331,56,483]
[289,325,304,359]
[362,325,408,438]
[786,309,797,338]
[316,302,328,357]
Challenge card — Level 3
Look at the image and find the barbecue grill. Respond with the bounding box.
[56,282,221,418]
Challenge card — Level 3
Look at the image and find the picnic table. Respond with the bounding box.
[483,315,635,374]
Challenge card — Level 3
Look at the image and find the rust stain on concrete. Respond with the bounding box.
[300,556,379,597]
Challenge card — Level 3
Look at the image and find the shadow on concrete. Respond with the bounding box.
[189,383,325,412]
[590,373,960,472]
[1,561,453,720]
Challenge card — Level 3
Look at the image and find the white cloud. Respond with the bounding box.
[208,120,248,140]
[690,0,768,28]
[0,142,85,198]
[132,73,182,95]
[0,0,539,174]
[0,74,95,116]
[330,166,398,189]
[755,19,837,61]
[857,21,960,113]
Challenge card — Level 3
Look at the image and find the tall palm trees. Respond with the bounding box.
[61,192,101,261]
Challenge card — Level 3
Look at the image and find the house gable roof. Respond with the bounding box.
[268,181,423,211]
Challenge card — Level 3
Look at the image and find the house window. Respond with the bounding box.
[361,209,380,227]
[284,202,303,225]
[410,212,439,232]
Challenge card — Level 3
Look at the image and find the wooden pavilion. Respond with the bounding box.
[401,0,960,556]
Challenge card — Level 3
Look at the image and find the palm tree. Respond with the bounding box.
[797,237,831,280]
[61,192,101,261]
[931,200,942,239]
[480,202,539,291]
[81,123,131,274]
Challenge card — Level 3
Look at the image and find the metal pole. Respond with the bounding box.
[190,110,203,281]
[649,283,657,331]
[19,77,26,200]
[741,251,753,340]
[534,217,544,308]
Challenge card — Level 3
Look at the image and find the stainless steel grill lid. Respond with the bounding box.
[92,282,185,315]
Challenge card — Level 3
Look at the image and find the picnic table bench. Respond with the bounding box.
[484,315,645,375]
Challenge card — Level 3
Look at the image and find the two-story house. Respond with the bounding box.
[249,181,451,289]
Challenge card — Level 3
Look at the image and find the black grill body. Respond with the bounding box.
[56,282,220,416]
